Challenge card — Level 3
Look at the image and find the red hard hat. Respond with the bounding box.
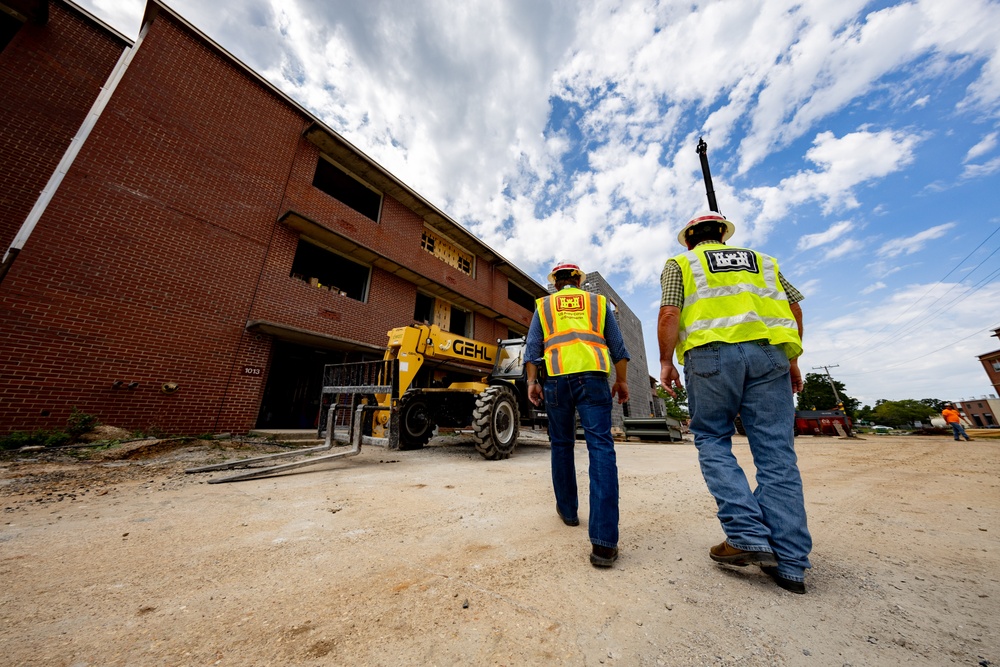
[677,211,735,247]
[547,260,585,284]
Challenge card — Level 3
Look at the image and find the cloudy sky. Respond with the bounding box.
[80,0,1000,408]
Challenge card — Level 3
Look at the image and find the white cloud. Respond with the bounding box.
[876,222,955,258]
[797,220,854,251]
[796,278,821,297]
[826,238,863,259]
[861,281,887,295]
[746,129,920,234]
[964,132,998,162]
[962,156,1000,180]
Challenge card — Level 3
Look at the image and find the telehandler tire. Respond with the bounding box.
[398,392,435,450]
[472,385,520,460]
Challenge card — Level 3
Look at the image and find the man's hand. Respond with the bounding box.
[528,382,543,406]
[657,306,682,398]
[789,358,803,393]
[611,379,629,404]
[660,362,682,398]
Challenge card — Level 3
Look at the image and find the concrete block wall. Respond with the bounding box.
[582,272,662,428]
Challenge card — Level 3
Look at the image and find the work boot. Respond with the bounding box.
[709,541,778,567]
[761,566,806,594]
[590,545,618,568]
[557,507,580,527]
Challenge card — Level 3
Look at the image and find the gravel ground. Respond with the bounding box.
[1,429,997,666]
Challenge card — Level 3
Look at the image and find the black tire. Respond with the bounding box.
[397,392,435,450]
[472,386,520,460]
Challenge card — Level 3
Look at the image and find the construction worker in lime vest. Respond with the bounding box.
[656,212,812,594]
[525,261,630,568]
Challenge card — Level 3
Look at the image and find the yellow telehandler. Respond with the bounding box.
[187,324,541,482]
[333,323,537,460]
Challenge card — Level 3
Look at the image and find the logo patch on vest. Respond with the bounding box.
[704,249,758,274]
[555,294,586,312]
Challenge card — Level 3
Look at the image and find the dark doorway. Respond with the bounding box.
[256,341,347,429]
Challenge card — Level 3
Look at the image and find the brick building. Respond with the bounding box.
[955,327,1000,428]
[976,327,1000,398]
[0,0,547,434]
[956,397,998,429]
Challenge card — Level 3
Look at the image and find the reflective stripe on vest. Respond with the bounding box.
[673,244,802,364]
[684,251,784,306]
[536,288,611,376]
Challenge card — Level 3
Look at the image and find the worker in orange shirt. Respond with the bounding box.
[941,404,972,442]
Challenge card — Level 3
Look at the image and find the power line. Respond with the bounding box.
[840,260,1000,363]
[840,226,1000,362]
[838,237,1000,364]
[839,323,1000,376]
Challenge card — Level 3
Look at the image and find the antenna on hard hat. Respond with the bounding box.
[696,137,720,214]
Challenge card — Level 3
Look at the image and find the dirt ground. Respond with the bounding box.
[1,428,997,667]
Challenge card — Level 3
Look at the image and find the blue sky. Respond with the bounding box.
[79,0,1000,407]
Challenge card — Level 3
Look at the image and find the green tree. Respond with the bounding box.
[919,398,948,413]
[656,384,689,421]
[872,399,937,427]
[796,373,860,415]
[855,404,875,423]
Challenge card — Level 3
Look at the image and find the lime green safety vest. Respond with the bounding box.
[536,287,612,376]
[673,243,802,364]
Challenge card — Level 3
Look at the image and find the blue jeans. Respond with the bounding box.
[544,373,619,548]
[685,341,812,581]
[950,422,970,440]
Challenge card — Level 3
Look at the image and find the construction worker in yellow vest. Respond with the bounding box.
[657,212,811,594]
[526,261,630,568]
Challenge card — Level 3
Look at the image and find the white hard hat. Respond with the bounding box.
[547,260,585,284]
[677,211,735,247]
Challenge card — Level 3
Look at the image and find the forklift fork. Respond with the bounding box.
[185,403,390,483]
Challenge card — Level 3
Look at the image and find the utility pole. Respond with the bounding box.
[812,364,842,405]
[812,364,855,437]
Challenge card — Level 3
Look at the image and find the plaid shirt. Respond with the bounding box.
[660,242,804,308]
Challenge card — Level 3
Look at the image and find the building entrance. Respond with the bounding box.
[256,340,346,429]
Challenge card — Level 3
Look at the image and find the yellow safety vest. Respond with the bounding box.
[536,287,612,376]
[673,243,802,364]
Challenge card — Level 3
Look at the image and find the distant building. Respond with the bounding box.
[976,327,1000,397]
[957,397,999,428]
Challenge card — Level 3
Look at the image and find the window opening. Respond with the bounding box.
[312,156,382,221]
[421,227,473,276]
[414,293,434,324]
[991,360,1000,372]
[449,307,469,337]
[412,292,472,337]
[507,281,535,312]
[289,237,370,301]
[1,9,23,52]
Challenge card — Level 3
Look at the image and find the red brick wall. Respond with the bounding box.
[0,7,537,436]
[980,351,1000,395]
[0,12,305,434]
[0,2,126,251]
